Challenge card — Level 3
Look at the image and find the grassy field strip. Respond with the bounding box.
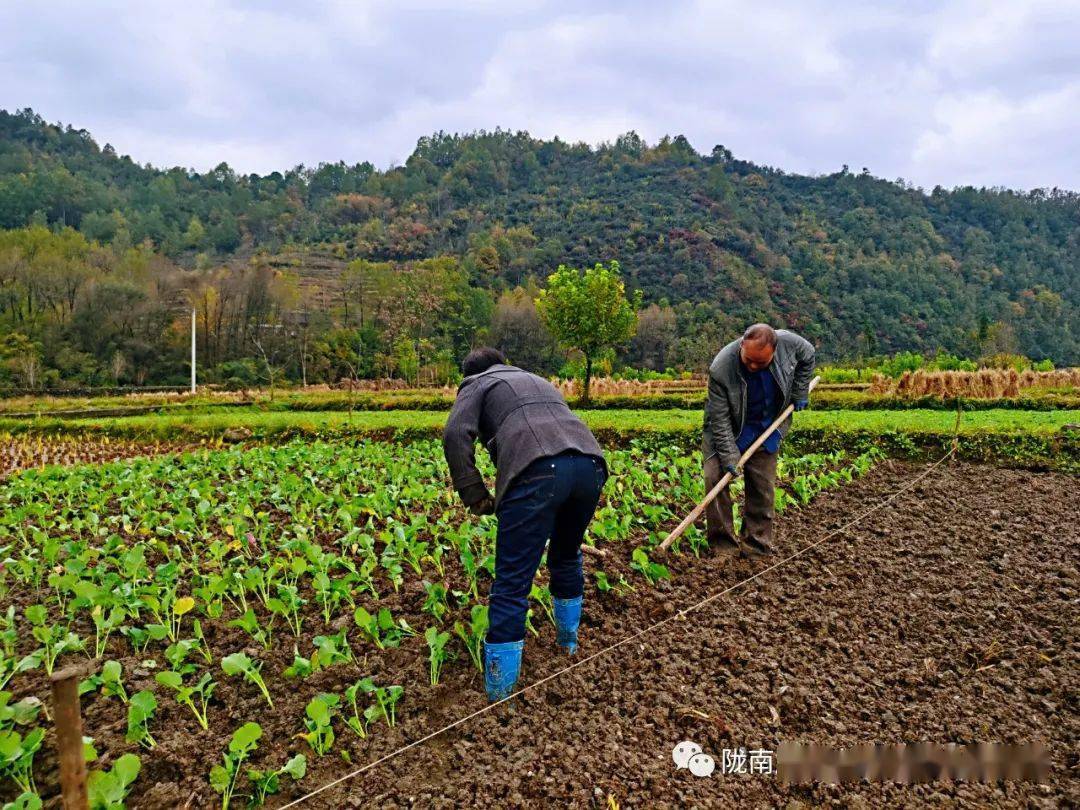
[2,407,1077,439]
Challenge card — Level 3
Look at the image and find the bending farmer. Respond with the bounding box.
[702,324,816,556]
[443,347,608,701]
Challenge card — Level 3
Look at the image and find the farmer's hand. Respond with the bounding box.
[794,399,809,412]
[724,464,740,478]
[469,495,495,516]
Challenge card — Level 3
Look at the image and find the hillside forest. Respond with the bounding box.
[1,108,1077,390]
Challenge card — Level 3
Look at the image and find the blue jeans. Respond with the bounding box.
[486,452,606,644]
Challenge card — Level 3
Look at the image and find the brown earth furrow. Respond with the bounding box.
[296,461,1078,809]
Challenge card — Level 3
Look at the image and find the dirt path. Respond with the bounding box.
[298,461,1079,809]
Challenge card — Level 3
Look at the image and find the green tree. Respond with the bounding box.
[535,260,640,401]
[183,215,207,250]
[1,332,43,388]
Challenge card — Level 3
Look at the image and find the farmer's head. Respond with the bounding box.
[740,323,776,372]
[462,346,507,376]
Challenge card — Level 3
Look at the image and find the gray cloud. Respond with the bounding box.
[2,0,1078,189]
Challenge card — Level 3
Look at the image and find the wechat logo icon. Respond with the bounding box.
[672,740,716,777]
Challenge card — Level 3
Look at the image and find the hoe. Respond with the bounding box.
[657,375,821,553]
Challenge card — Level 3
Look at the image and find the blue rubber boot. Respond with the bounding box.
[553,595,583,654]
[484,639,524,702]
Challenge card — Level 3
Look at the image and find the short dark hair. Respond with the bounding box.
[462,347,507,376]
[742,323,777,348]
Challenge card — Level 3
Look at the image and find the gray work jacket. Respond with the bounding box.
[702,330,816,468]
[443,364,605,507]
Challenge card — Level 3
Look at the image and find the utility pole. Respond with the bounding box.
[191,308,197,395]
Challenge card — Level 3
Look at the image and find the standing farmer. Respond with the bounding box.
[702,324,816,555]
[443,347,607,701]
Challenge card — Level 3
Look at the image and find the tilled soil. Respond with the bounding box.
[293,461,1079,809]
[9,460,1077,808]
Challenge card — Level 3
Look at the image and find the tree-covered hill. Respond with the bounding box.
[1,108,1077,388]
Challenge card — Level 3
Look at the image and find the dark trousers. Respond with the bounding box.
[486,452,606,644]
[704,449,778,546]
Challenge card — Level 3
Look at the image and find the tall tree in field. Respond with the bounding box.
[536,260,640,401]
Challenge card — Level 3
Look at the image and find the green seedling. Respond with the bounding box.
[156,671,215,730]
[630,547,670,585]
[530,584,555,627]
[358,678,403,728]
[593,570,634,596]
[353,606,413,649]
[0,726,45,794]
[285,629,352,678]
[0,692,42,728]
[87,752,141,810]
[0,651,40,691]
[119,624,167,655]
[191,619,213,664]
[247,753,306,807]
[79,660,128,702]
[227,609,270,650]
[221,652,273,708]
[425,626,451,686]
[268,584,304,637]
[311,630,352,668]
[209,722,261,810]
[299,694,338,756]
[3,791,42,810]
[163,639,198,676]
[342,680,368,738]
[25,605,82,675]
[421,581,449,623]
[283,653,314,679]
[91,604,127,659]
[125,690,157,750]
[453,604,488,672]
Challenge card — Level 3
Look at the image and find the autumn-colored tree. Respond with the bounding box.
[629,303,677,370]
[490,284,560,373]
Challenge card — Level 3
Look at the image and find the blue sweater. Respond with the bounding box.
[736,365,781,454]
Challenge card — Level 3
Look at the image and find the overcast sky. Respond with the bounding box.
[3,0,1079,191]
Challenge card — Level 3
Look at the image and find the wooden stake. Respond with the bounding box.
[50,666,89,810]
[658,376,821,553]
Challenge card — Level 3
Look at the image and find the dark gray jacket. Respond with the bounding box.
[443,364,605,508]
[702,330,816,468]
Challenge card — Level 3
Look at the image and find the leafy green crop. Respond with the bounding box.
[210,722,261,810]
[424,626,451,686]
[0,690,44,797]
[593,570,634,596]
[87,752,141,810]
[79,660,128,702]
[125,691,158,750]
[421,581,450,623]
[221,652,273,708]
[300,694,338,756]
[357,678,403,728]
[0,434,902,804]
[353,606,414,650]
[630,548,670,585]
[156,671,215,730]
[453,604,488,672]
[24,604,81,675]
[0,653,39,693]
[0,727,43,795]
[247,753,305,806]
[343,679,369,738]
